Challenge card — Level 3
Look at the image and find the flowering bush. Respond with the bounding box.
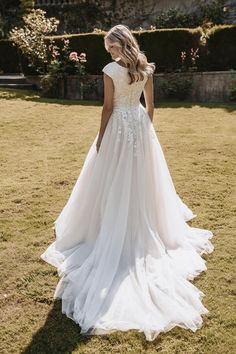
[9,9,59,73]
[9,9,87,76]
[180,47,200,72]
[41,38,87,97]
[159,76,192,100]
[229,85,236,102]
[190,48,200,67]
[9,8,88,98]
[47,38,87,76]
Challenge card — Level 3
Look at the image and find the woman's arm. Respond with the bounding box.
[143,74,154,122]
[96,73,114,152]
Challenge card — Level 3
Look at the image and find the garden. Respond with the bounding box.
[0,1,236,353]
[0,2,236,101]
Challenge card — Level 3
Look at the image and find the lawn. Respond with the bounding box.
[0,89,235,354]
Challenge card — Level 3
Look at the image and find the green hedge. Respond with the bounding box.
[203,25,236,71]
[0,40,34,74]
[52,32,109,75]
[0,40,21,73]
[51,28,201,74]
[0,25,235,74]
[135,28,200,72]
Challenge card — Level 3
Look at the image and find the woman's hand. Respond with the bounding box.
[143,74,154,123]
[96,137,102,153]
[146,110,153,122]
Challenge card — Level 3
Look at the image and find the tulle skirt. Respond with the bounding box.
[40,103,214,341]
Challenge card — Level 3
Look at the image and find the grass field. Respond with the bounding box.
[0,89,235,354]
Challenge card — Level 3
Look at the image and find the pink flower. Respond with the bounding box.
[63,39,70,45]
[48,44,60,59]
[69,52,79,62]
[78,52,87,63]
[181,51,186,62]
[79,52,86,58]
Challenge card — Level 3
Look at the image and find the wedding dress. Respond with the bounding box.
[40,61,214,341]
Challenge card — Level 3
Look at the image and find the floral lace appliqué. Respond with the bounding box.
[113,106,143,157]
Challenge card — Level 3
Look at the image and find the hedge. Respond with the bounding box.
[202,25,236,71]
[0,25,235,74]
[134,28,200,72]
[0,40,21,73]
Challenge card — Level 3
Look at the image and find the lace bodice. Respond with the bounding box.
[102,61,148,109]
[102,61,152,157]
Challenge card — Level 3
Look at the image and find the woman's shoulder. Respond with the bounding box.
[102,61,116,70]
[102,62,117,79]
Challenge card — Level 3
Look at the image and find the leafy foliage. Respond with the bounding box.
[9,9,59,72]
[0,0,20,38]
[155,0,227,29]
[158,75,193,100]
[41,38,87,97]
[8,9,88,97]
[19,0,35,16]
[229,85,236,101]
[39,2,103,35]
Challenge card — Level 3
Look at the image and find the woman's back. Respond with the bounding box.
[102,61,148,109]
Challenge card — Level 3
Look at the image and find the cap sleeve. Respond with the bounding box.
[102,62,115,80]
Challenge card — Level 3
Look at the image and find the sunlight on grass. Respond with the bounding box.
[0,89,235,354]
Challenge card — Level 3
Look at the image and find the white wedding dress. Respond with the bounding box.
[40,61,214,341]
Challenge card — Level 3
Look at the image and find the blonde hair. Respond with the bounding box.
[104,24,156,85]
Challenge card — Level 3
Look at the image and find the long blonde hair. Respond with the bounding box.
[104,24,156,85]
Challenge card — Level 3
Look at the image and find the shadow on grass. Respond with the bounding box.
[22,300,92,354]
[155,100,236,112]
[0,88,103,107]
[1,88,236,112]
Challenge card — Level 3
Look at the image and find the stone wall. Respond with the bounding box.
[27,71,236,102]
[154,71,236,102]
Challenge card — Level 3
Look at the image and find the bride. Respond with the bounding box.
[40,24,214,342]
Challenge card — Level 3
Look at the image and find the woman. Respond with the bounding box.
[40,24,214,341]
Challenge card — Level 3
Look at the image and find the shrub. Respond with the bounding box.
[0,39,21,73]
[158,75,192,100]
[155,8,200,29]
[201,25,236,71]
[39,2,103,35]
[154,0,226,29]
[133,28,201,73]
[41,38,87,97]
[7,8,88,98]
[199,0,226,25]
[180,47,200,72]
[229,84,236,101]
[49,31,107,75]
[9,8,59,73]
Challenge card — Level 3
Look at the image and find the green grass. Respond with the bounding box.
[0,89,235,354]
